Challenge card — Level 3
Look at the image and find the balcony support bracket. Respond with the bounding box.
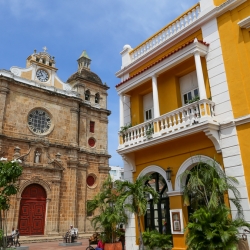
[203,128,221,153]
[122,153,136,173]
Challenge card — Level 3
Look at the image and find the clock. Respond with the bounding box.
[36,69,49,82]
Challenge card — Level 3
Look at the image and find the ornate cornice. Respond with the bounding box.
[98,165,111,174]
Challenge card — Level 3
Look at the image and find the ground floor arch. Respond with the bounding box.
[18,184,47,235]
[144,171,171,235]
[137,166,172,235]
[175,155,223,192]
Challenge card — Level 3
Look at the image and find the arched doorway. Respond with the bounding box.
[18,184,47,235]
[144,172,171,234]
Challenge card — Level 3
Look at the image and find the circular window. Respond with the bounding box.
[88,138,96,147]
[28,109,52,135]
[87,175,95,186]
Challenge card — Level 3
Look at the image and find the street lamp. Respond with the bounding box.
[166,167,172,182]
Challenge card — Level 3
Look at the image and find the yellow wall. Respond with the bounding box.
[54,78,63,89]
[131,132,223,249]
[127,56,211,126]
[214,0,227,6]
[127,81,152,126]
[21,70,32,80]
[130,30,203,77]
[133,132,223,186]
[217,0,250,118]
[237,123,250,201]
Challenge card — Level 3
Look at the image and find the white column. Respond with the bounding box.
[152,75,160,118]
[119,94,124,128]
[194,51,207,100]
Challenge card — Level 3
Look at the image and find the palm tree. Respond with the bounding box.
[180,158,250,249]
[116,175,159,250]
[87,175,128,243]
[180,159,242,217]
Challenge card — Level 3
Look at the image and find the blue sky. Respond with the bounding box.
[0,0,198,167]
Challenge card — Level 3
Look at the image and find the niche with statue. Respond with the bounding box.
[34,148,42,164]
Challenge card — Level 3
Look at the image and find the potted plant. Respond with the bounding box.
[116,175,159,250]
[145,127,154,139]
[87,175,127,250]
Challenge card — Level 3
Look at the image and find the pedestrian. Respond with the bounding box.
[95,239,104,250]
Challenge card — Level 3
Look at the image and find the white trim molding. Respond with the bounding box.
[234,114,250,126]
[238,16,250,29]
[138,165,173,192]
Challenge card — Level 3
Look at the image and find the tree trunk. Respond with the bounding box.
[137,214,144,250]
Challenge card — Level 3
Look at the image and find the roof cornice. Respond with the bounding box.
[115,0,247,79]
[116,39,209,94]
[0,70,80,99]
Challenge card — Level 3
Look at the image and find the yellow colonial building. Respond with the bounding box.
[115,0,250,249]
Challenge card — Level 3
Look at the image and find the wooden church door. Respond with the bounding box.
[18,184,47,235]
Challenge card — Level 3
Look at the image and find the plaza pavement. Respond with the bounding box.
[22,238,93,250]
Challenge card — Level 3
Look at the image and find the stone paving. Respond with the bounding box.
[21,239,94,250]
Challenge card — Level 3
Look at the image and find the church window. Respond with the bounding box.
[28,109,52,135]
[36,57,39,62]
[90,121,95,133]
[49,62,52,66]
[42,59,46,64]
[95,93,100,104]
[88,137,96,147]
[85,90,90,101]
[87,175,96,187]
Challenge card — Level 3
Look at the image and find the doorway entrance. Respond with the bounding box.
[18,184,47,235]
[144,172,171,234]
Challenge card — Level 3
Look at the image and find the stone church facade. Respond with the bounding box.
[0,48,111,236]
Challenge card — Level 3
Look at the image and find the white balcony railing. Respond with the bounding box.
[130,4,200,62]
[119,99,215,149]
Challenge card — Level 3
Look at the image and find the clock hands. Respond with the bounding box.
[36,69,49,82]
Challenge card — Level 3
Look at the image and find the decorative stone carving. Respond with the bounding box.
[55,152,61,161]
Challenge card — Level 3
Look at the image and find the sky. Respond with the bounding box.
[0,0,198,167]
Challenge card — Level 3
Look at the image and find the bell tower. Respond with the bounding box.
[77,50,91,72]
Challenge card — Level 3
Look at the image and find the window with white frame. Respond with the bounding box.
[183,88,199,104]
[143,93,154,121]
[179,71,199,105]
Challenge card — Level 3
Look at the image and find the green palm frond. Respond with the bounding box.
[87,175,128,243]
[116,175,159,249]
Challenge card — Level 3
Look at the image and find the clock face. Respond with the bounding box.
[36,69,49,82]
[28,109,52,134]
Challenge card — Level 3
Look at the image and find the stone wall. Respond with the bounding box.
[0,75,110,235]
